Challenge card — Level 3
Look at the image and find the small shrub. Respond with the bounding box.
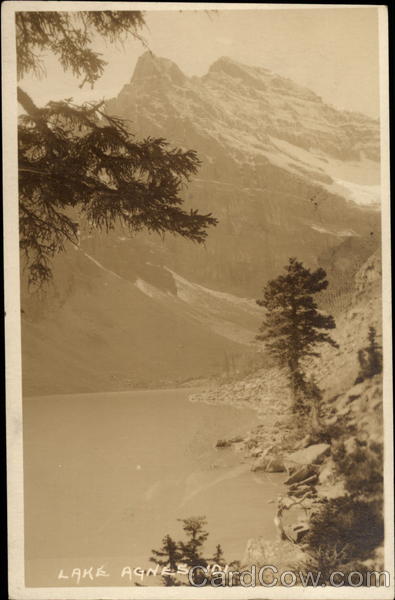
[304,496,383,563]
[297,552,376,586]
[332,439,383,497]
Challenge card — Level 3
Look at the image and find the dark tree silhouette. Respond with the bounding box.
[150,517,234,587]
[16,11,217,285]
[16,11,146,84]
[211,544,225,567]
[355,326,383,384]
[150,534,182,571]
[178,516,209,585]
[256,258,338,410]
[150,534,183,586]
[293,373,324,431]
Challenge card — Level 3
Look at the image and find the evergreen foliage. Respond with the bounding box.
[150,516,232,586]
[150,534,182,571]
[303,374,324,431]
[149,533,183,586]
[332,438,383,497]
[256,258,338,409]
[16,11,146,84]
[17,11,217,285]
[355,326,383,384]
[304,496,383,564]
[212,544,225,567]
[179,517,209,567]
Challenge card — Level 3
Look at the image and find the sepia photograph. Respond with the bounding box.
[3,2,393,598]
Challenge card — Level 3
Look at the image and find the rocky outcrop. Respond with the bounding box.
[190,366,299,471]
[237,373,384,570]
[251,451,286,473]
[284,443,330,470]
[191,246,383,572]
[310,249,382,396]
[190,366,292,414]
[242,537,306,574]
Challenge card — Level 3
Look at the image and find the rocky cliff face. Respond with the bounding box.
[21,52,382,394]
[109,52,379,163]
[312,248,382,396]
[104,52,380,296]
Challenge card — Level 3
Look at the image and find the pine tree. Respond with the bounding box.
[355,326,383,383]
[256,258,338,410]
[16,11,146,84]
[150,534,182,586]
[304,374,323,432]
[178,516,209,585]
[16,11,217,285]
[150,534,182,571]
[211,544,225,567]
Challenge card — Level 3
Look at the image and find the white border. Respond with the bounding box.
[378,4,394,593]
[3,3,393,599]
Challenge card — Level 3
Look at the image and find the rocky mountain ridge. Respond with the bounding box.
[21,52,381,394]
[111,52,379,163]
[104,51,380,296]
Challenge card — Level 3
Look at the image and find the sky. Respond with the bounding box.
[19,6,381,117]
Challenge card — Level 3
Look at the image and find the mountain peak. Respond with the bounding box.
[131,51,187,86]
[209,55,248,72]
[207,56,326,102]
[207,56,269,91]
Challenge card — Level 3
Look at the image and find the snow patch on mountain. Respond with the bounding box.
[83,252,123,280]
[330,180,380,208]
[166,268,260,314]
[311,225,358,237]
[134,278,171,300]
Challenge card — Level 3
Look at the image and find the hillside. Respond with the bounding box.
[21,52,381,395]
[21,246,261,395]
[190,247,382,412]
[189,248,383,575]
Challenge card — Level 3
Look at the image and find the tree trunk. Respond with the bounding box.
[289,358,304,412]
[310,400,321,433]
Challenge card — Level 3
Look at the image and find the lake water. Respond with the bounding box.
[23,388,284,586]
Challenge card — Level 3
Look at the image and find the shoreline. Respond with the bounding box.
[23,384,208,401]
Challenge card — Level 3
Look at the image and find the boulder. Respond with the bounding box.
[317,480,347,499]
[250,448,264,458]
[251,454,285,473]
[284,464,319,485]
[265,456,286,472]
[285,443,330,469]
[318,457,337,486]
[216,433,255,450]
[289,485,317,498]
[294,434,313,449]
[229,434,244,444]
[289,521,310,543]
[215,439,232,448]
[243,537,306,570]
